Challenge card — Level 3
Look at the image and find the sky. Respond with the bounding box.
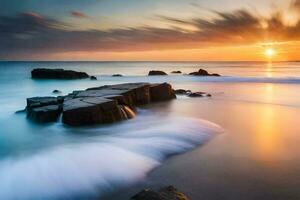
[1,0,300,61]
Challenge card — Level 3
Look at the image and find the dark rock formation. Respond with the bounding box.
[189,69,220,76]
[90,76,97,80]
[188,92,211,98]
[130,186,189,200]
[25,83,176,126]
[171,71,182,74]
[150,83,176,102]
[174,89,191,95]
[52,90,61,94]
[112,74,123,77]
[26,97,62,122]
[31,68,89,79]
[148,70,168,76]
[62,97,124,126]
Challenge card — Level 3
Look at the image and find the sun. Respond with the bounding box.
[265,48,275,58]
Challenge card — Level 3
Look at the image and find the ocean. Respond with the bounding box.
[0,61,300,200]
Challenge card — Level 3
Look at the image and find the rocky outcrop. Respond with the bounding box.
[171,71,182,74]
[189,69,220,76]
[130,186,189,200]
[90,76,97,80]
[148,70,168,76]
[150,83,176,102]
[31,68,89,79]
[25,83,176,126]
[174,89,191,95]
[26,97,62,122]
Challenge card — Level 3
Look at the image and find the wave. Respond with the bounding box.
[0,116,223,200]
[190,76,300,84]
[95,75,300,84]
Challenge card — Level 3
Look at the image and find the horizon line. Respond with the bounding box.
[0,60,299,63]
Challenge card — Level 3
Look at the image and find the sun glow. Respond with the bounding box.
[265,48,275,58]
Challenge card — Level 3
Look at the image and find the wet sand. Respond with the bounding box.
[104,83,300,200]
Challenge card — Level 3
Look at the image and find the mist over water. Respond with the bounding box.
[0,115,222,200]
[1,61,300,199]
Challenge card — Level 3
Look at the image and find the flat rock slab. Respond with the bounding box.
[27,105,61,123]
[25,82,176,126]
[31,68,89,79]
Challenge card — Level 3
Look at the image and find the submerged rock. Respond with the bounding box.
[130,186,189,200]
[112,74,123,77]
[25,83,176,126]
[174,89,191,95]
[189,69,220,76]
[90,76,97,80]
[52,90,61,94]
[188,92,211,98]
[31,68,89,79]
[148,70,168,76]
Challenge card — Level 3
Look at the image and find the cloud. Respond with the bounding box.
[1,6,300,59]
[70,11,89,18]
[291,0,300,10]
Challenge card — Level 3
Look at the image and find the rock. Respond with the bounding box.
[171,71,182,74]
[15,109,26,114]
[112,74,123,77]
[62,97,126,126]
[150,83,176,102]
[174,89,191,95]
[26,97,61,122]
[27,97,58,108]
[90,76,97,80]
[31,68,89,79]
[130,186,189,200]
[148,70,168,76]
[188,92,211,98]
[52,90,61,94]
[25,82,176,126]
[211,73,221,77]
[27,105,62,123]
[189,68,220,76]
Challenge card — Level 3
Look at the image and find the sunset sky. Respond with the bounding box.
[1,0,300,61]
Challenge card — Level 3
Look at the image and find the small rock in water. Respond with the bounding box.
[90,76,97,80]
[130,186,189,200]
[189,68,220,76]
[188,92,211,98]
[52,90,61,94]
[171,71,182,74]
[174,89,191,95]
[148,70,168,76]
[112,74,123,77]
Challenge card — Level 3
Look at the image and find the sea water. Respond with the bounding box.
[0,61,300,199]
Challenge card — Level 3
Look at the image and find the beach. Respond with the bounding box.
[0,61,300,199]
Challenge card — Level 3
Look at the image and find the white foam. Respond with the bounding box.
[0,117,223,200]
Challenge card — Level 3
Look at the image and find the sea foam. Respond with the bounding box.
[0,116,223,200]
